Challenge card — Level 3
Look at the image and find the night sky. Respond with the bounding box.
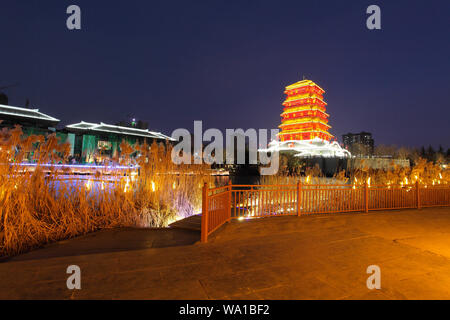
[1,0,449,148]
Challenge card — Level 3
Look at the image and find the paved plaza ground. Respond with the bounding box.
[1,207,450,299]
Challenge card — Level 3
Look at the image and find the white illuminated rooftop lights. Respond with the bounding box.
[66,121,176,141]
[0,104,60,122]
[259,138,351,158]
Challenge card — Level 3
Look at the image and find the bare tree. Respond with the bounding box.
[350,142,371,158]
[395,147,410,159]
[374,144,396,158]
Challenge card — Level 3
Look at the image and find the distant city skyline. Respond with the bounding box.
[1,1,449,148]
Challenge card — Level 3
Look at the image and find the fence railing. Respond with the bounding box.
[200,181,450,242]
[201,183,231,242]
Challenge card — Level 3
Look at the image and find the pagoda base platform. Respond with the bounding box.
[259,138,351,158]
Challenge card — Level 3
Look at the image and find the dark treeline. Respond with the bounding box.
[418,145,449,163]
[350,142,449,165]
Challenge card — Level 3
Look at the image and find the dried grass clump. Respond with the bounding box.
[261,163,348,185]
[260,157,449,187]
[0,126,212,256]
[350,158,449,187]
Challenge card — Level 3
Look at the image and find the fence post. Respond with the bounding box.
[201,182,208,243]
[364,182,369,213]
[297,180,302,216]
[228,180,232,221]
[416,180,421,209]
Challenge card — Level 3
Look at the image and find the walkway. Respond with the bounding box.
[1,207,450,299]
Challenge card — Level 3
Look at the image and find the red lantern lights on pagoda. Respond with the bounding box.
[279,79,334,142]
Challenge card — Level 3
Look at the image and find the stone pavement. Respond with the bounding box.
[1,207,450,299]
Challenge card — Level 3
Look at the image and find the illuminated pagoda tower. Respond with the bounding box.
[279,79,332,142]
[259,79,350,158]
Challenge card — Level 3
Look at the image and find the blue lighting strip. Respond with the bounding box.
[12,163,139,170]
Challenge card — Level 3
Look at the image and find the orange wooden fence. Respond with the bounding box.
[201,181,450,242]
[201,182,231,243]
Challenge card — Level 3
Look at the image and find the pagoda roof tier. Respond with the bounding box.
[282,120,329,126]
[283,105,327,115]
[278,131,334,139]
[283,97,327,107]
[279,130,334,137]
[66,121,175,141]
[280,119,330,127]
[284,92,323,101]
[280,127,332,134]
[281,109,330,119]
[284,79,325,94]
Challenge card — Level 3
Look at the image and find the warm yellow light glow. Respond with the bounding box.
[279,79,333,142]
[285,79,325,92]
[123,177,130,192]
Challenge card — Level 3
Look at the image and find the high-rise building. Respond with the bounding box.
[342,132,374,155]
[279,79,333,142]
